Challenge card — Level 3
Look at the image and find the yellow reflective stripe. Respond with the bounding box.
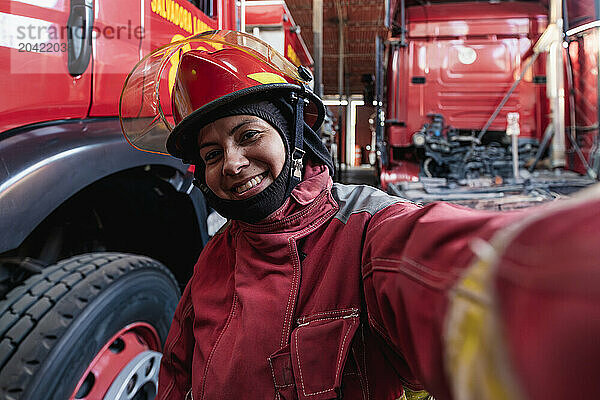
[168,34,192,96]
[444,240,524,400]
[404,388,433,400]
[395,388,433,400]
[247,72,287,84]
[445,183,600,400]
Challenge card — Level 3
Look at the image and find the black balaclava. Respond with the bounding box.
[192,96,334,224]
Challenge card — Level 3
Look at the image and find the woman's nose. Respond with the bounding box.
[222,149,249,175]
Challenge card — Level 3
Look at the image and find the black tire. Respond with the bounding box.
[0,252,180,400]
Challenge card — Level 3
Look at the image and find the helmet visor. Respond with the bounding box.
[119,30,308,155]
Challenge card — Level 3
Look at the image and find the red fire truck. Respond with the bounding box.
[0,0,315,398]
[379,0,599,208]
[0,1,239,399]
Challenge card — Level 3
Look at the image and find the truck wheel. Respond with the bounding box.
[0,253,180,400]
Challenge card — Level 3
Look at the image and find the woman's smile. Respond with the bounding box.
[231,171,270,197]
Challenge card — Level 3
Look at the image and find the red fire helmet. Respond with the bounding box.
[119,30,324,160]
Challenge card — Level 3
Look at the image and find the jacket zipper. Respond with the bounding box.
[344,310,360,319]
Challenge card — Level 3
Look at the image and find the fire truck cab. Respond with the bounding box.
[0,1,238,399]
[380,0,599,209]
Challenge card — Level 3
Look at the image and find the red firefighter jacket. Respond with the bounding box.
[157,162,600,400]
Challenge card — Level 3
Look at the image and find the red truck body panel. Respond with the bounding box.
[386,2,548,148]
[88,1,143,117]
[567,33,598,174]
[0,0,92,132]
[89,0,225,116]
[246,2,283,25]
[1,0,234,131]
[245,1,313,67]
[564,2,599,175]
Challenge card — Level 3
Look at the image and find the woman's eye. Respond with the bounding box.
[241,130,260,142]
[203,150,221,163]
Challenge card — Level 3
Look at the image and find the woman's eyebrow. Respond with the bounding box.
[229,119,256,136]
[198,141,218,151]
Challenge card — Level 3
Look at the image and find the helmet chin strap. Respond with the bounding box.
[287,90,306,198]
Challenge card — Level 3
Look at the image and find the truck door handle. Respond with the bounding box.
[67,0,94,76]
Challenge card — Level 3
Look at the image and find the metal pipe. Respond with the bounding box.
[400,0,406,46]
[337,0,344,104]
[512,134,520,179]
[240,0,245,33]
[312,0,323,98]
[548,0,566,168]
[566,19,600,36]
[384,0,391,29]
[217,0,223,29]
[507,112,520,180]
[594,0,600,175]
[345,74,351,166]
[529,124,554,172]
[375,36,386,168]
[336,0,344,178]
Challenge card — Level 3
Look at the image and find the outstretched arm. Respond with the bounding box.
[362,200,520,399]
[363,186,600,400]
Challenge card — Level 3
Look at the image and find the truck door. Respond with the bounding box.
[87,0,142,116]
[138,0,224,119]
[0,0,93,132]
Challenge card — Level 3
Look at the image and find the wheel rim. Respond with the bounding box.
[70,322,162,400]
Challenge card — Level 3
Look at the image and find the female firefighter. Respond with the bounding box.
[120,31,600,400]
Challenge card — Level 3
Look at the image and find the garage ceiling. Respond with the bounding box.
[285,0,387,96]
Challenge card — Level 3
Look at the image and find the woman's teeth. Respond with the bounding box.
[234,173,265,194]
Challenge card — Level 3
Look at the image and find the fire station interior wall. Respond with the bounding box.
[326,104,345,164]
[355,105,376,166]
[324,99,378,167]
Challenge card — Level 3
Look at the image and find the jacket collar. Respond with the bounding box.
[290,162,331,205]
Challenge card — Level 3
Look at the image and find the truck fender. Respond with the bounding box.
[0,118,207,254]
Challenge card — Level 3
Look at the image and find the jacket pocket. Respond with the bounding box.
[291,308,360,400]
[269,345,298,400]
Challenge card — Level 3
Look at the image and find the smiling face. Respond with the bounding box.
[197,115,287,200]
